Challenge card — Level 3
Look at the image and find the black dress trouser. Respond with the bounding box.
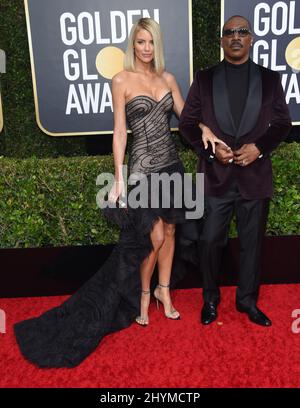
[199,183,270,309]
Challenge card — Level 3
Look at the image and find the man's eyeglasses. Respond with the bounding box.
[222,28,252,38]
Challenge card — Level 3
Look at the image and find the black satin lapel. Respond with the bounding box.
[213,62,236,136]
[237,61,262,138]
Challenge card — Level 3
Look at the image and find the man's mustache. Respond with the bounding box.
[230,41,243,48]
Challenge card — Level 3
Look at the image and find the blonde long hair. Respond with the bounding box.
[124,18,165,74]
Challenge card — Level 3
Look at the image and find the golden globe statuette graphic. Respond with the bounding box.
[285,37,300,72]
[96,46,125,80]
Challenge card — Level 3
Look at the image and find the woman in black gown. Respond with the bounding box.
[14,18,223,368]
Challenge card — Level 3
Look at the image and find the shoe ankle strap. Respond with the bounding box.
[141,289,150,294]
[157,283,170,288]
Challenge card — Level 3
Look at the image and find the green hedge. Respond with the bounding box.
[0,0,220,158]
[0,143,299,248]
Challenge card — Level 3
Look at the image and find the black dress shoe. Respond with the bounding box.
[201,302,218,325]
[236,305,272,327]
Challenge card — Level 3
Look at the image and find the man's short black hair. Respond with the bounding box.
[222,15,253,35]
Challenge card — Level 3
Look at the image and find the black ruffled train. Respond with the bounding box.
[14,162,201,368]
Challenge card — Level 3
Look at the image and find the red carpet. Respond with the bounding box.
[0,284,299,388]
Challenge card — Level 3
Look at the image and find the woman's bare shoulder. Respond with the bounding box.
[162,71,178,89]
[162,71,176,82]
[112,70,132,85]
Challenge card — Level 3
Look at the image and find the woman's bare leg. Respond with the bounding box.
[155,223,180,319]
[136,219,165,325]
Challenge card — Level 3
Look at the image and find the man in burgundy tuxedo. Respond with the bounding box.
[179,15,292,326]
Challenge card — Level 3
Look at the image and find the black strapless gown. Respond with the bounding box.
[14,92,200,368]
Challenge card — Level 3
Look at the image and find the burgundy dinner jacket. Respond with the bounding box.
[179,60,292,199]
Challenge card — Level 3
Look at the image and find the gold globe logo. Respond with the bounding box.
[285,37,300,72]
[95,46,125,80]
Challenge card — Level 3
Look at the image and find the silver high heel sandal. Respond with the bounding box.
[153,283,180,320]
[135,290,151,326]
